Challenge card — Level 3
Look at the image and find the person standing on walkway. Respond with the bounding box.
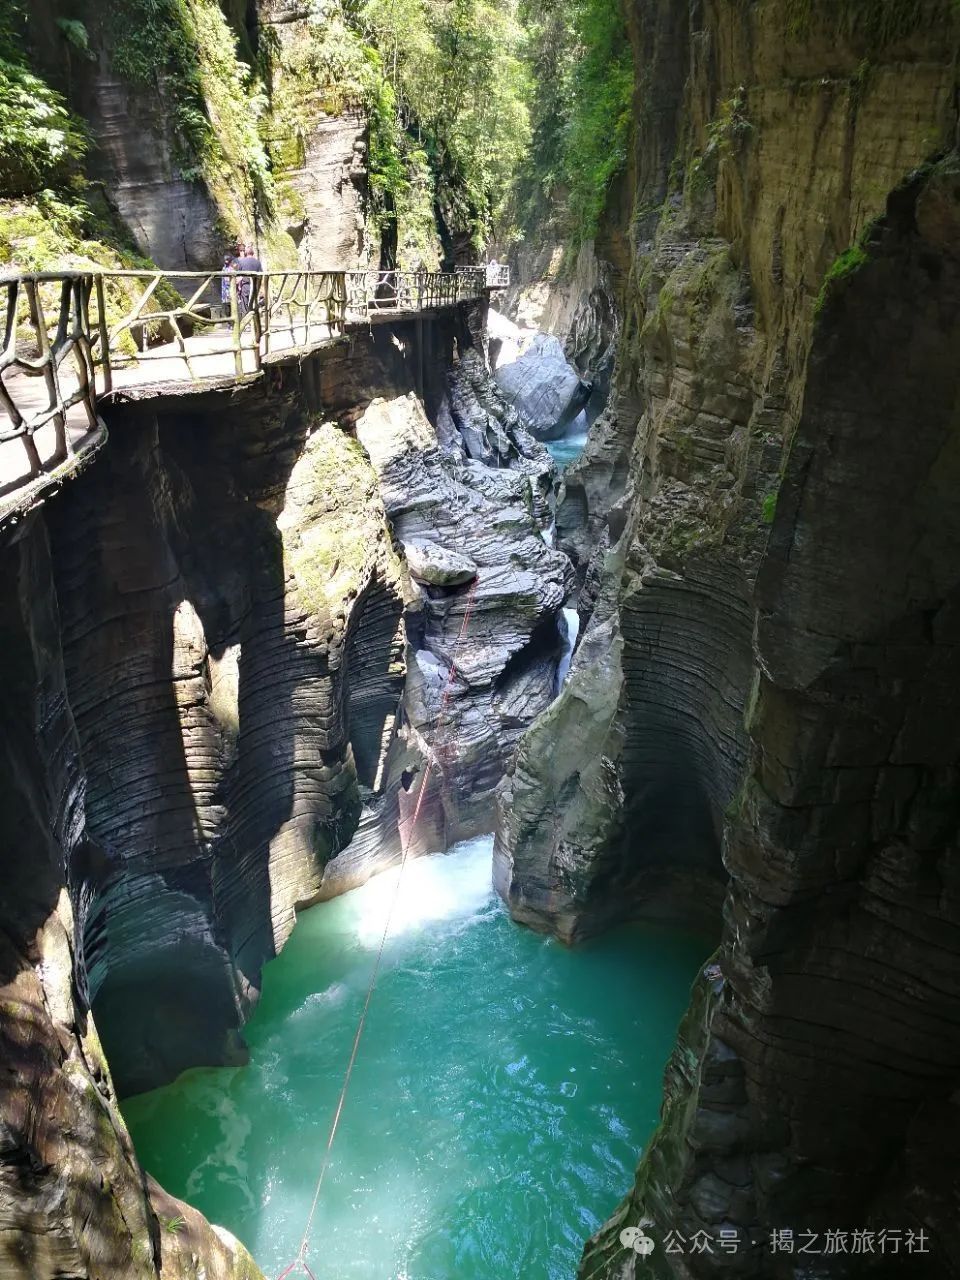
[236,243,263,316]
[221,252,237,311]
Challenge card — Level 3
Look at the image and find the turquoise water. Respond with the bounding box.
[123,838,709,1280]
[546,433,588,468]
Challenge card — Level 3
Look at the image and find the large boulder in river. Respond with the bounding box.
[404,537,478,587]
[495,333,593,440]
[489,311,593,440]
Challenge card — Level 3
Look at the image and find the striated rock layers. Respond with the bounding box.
[493,0,960,1274]
[57,320,565,1093]
[0,519,262,1280]
[0,304,570,1274]
[580,150,960,1280]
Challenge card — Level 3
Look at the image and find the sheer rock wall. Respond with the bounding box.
[0,519,262,1280]
[581,150,960,1280]
[493,0,960,1272]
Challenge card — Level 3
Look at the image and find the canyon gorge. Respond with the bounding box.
[2,1,960,1278]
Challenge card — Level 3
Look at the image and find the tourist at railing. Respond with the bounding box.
[236,243,263,315]
[221,253,237,310]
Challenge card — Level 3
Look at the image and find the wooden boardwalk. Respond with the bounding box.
[0,265,510,529]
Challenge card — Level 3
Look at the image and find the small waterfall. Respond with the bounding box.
[546,410,589,468]
[556,606,581,692]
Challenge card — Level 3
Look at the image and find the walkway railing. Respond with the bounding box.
[0,271,106,479]
[104,269,348,380]
[484,264,511,289]
[0,263,509,514]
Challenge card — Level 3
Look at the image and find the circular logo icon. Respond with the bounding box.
[620,1226,656,1257]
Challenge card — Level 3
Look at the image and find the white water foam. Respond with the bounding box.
[556,606,581,692]
[350,835,496,948]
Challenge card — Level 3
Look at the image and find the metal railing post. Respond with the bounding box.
[26,278,68,462]
[261,273,270,359]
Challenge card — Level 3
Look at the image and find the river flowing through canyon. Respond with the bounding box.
[122,838,710,1279]
[5,4,960,1276]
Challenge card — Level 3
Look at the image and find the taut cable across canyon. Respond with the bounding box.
[275,579,480,1280]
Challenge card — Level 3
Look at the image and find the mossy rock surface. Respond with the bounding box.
[281,421,401,624]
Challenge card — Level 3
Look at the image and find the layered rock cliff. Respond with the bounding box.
[492,0,960,1273]
[0,518,261,1280]
[0,290,571,1274]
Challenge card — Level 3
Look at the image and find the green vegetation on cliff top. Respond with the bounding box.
[100,0,628,257]
[512,0,634,247]
[359,0,532,245]
[103,0,535,257]
[0,0,632,271]
[258,0,529,262]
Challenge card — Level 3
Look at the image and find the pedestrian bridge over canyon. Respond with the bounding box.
[0,263,510,529]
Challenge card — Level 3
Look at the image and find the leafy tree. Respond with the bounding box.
[357,0,532,245]
[0,1,87,194]
[510,0,634,247]
[564,0,633,243]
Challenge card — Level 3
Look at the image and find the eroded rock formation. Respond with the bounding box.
[581,149,960,1280]
[0,521,261,1280]
[358,374,568,842]
[0,295,574,1274]
[493,0,960,1273]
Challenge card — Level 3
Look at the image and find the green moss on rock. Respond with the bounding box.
[282,421,401,623]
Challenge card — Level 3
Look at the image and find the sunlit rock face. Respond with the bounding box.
[259,0,369,268]
[488,308,594,440]
[24,0,369,272]
[403,538,478,587]
[502,242,621,408]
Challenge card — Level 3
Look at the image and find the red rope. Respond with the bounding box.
[275,577,480,1279]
